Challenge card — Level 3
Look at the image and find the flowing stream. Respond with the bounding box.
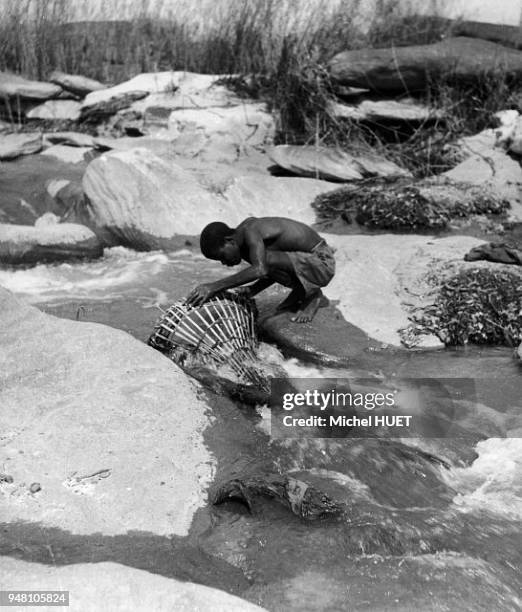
[3,247,521,608]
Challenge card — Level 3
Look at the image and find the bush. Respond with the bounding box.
[406,268,522,346]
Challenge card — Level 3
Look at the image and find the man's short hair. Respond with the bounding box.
[200,222,233,258]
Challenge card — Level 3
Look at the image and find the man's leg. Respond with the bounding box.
[264,251,305,311]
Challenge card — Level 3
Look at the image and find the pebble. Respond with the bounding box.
[29,482,41,493]
[0,473,14,484]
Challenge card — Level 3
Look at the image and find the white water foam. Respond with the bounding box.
[441,437,522,520]
[0,247,203,304]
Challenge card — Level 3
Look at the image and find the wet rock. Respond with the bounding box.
[0,218,102,264]
[0,71,62,100]
[41,145,91,164]
[443,131,522,220]
[518,343,522,360]
[328,99,442,122]
[260,234,483,355]
[268,145,410,182]
[2,559,266,611]
[0,132,42,160]
[46,180,87,223]
[44,131,96,147]
[49,70,106,97]
[222,175,335,227]
[80,90,148,123]
[0,287,216,535]
[0,154,85,224]
[329,37,522,93]
[245,554,521,612]
[82,147,229,249]
[26,100,81,121]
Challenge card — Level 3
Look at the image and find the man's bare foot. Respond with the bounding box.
[291,291,323,323]
[276,287,303,312]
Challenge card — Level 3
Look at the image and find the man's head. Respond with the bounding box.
[200,222,242,266]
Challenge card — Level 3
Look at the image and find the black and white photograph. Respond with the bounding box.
[0,0,521,610]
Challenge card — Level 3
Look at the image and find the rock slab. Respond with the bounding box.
[0,132,42,160]
[26,100,81,121]
[49,70,106,97]
[268,144,410,181]
[329,37,522,93]
[0,287,215,536]
[1,559,266,612]
[0,71,62,100]
[0,218,102,264]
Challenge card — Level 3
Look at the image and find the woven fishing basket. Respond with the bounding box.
[148,291,268,390]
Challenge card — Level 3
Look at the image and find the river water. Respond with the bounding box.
[2,247,521,609]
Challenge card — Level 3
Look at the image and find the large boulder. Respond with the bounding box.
[1,559,266,612]
[0,132,42,160]
[268,144,410,181]
[82,148,230,248]
[49,70,106,97]
[222,175,335,226]
[0,215,102,264]
[26,100,82,121]
[0,287,215,536]
[329,37,522,93]
[0,71,62,100]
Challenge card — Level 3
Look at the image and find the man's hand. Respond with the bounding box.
[233,285,253,299]
[186,283,217,307]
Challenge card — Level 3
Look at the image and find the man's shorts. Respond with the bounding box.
[286,239,336,294]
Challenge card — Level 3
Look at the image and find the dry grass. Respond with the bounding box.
[1,0,519,175]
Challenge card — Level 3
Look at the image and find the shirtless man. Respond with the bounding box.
[186,217,335,323]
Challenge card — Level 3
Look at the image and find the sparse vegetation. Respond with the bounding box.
[404,268,522,346]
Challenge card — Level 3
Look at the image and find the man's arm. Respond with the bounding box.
[187,227,269,305]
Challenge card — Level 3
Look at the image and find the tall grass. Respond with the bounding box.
[1,0,517,175]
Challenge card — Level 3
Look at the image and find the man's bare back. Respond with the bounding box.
[187,217,335,323]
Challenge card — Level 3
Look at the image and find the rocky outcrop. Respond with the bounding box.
[26,100,81,121]
[49,70,106,97]
[268,145,410,181]
[82,148,229,248]
[2,559,266,612]
[0,215,102,264]
[43,131,96,147]
[0,132,42,160]
[0,287,215,536]
[0,71,62,100]
[329,37,522,93]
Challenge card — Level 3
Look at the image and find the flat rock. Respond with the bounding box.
[0,287,215,535]
[261,234,484,360]
[26,99,81,121]
[130,72,242,117]
[268,144,410,181]
[329,99,442,122]
[444,131,522,220]
[329,37,522,93]
[82,148,231,248]
[0,71,62,100]
[49,70,106,97]
[43,131,96,147]
[1,559,265,612]
[223,175,335,227]
[0,219,102,264]
[80,90,148,122]
[0,132,42,160]
[82,71,194,108]
[41,144,91,164]
[168,103,275,158]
